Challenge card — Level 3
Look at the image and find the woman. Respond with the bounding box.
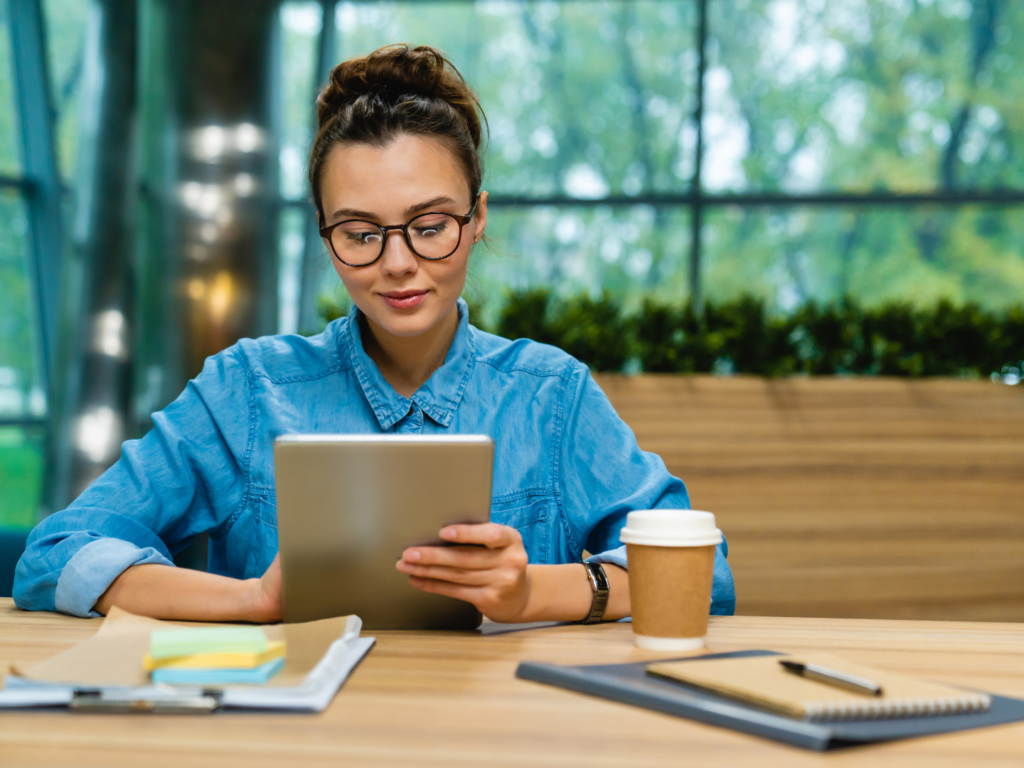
[15,45,734,623]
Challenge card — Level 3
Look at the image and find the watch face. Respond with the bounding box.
[587,562,610,592]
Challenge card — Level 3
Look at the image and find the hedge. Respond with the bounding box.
[319,290,1024,379]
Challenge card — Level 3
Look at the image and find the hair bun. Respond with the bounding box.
[317,44,482,149]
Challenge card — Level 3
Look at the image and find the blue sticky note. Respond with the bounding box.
[151,657,285,685]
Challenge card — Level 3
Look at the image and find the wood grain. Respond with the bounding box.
[1,601,1023,767]
[596,375,1024,622]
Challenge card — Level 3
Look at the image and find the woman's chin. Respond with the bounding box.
[370,309,442,339]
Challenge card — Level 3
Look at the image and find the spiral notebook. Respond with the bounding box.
[646,652,991,722]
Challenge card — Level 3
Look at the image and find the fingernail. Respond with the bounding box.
[396,560,410,572]
[406,550,421,562]
[441,527,457,539]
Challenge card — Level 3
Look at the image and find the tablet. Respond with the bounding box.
[274,434,494,629]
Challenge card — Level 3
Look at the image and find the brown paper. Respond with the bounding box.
[627,543,715,639]
[13,607,357,688]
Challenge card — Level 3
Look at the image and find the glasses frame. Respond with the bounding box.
[320,197,479,268]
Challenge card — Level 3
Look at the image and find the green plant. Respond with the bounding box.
[318,288,1024,378]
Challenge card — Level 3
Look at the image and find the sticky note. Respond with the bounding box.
[151,657,285,686]
[144,640,286,671]
[149,627,268,661]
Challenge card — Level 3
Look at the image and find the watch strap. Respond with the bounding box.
[582,562,610,624]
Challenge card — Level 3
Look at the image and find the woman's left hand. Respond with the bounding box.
[397,523,531,623]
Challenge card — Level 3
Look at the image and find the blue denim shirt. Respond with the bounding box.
[15,299,735,618]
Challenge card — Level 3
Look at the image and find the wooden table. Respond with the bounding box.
[1,599,1023,767]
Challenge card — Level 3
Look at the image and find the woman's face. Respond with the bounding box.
[319,134,487,340]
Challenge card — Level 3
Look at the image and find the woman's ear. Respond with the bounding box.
[472,191,488,244]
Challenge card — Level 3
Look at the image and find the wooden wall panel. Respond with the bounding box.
[596,375,1024,622]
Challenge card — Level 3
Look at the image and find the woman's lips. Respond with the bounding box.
[380,290,428,309]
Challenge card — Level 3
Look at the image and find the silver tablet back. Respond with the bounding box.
[275,434,493,629]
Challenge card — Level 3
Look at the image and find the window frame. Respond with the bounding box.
[282,0,1024,317]
[4,0,65,526]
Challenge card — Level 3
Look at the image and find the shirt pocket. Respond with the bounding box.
[489,493,555,565]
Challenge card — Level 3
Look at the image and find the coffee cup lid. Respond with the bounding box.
[619,509,722,547]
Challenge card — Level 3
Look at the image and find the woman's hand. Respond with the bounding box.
[247,553,283,623]
[397,523,531,623]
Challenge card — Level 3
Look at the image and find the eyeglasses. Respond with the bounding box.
[320,198,478,268]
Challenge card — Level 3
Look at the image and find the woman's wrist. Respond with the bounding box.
[516,562,630,623]
[515,564,592,623]
[244,577,280,623]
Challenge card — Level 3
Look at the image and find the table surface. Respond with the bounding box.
[1,599,1023,767]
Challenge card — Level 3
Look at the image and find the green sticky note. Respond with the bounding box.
[150,627,268,660]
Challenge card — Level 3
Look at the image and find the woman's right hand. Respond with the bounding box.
[247,553,283,623]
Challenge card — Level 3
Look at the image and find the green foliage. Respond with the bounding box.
[0,428,43,530]
[316,287,1024,377]
[484,290,1024,377]
[317,292,351,325]
[494,290,632,372]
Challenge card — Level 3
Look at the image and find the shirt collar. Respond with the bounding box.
[342,298,475,431]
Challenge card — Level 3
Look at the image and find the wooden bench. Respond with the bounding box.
[597,375,1024,622]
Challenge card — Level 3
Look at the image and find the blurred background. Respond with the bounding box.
[1,0,1022,613]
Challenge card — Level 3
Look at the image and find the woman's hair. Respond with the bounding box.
[309,44,486,220]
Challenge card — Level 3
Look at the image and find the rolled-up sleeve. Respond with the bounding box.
[14,347,252,615]
[561,364,736,616]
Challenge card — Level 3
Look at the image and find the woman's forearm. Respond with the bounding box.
[522,563,630,623]
[93,563,273,622]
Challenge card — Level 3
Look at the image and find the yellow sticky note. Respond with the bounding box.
[144,640,286,671]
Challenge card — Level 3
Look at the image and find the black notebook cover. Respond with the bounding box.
[515,650,1024,751]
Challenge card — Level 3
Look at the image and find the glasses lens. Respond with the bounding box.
[332,221,384,265]
[408,213,462,259]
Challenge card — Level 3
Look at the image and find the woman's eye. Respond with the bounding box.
[414,221,448,238]
[344,230,381,246]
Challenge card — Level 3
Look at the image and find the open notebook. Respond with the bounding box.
[647,652,991,722]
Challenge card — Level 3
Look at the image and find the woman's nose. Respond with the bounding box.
[379,230,418,276]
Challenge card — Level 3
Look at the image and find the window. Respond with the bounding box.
[277,0,1024,332]
[0,0,56,529]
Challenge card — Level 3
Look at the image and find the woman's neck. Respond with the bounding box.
[361,306,460,399]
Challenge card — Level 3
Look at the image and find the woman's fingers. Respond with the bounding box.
[401,543,502,569]
[398,522,532,623]
[397,561,495,585]
[439,523,522,549]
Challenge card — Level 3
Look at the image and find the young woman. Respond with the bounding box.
[15,45,735,623]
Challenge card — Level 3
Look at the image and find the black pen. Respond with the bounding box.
[779,660,884,697]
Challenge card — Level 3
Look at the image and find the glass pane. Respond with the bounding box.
[0,0,22,175]
[333,1,698,198]
[0,425,44,529]
[42,0,92,180]
[703,205,1024,311]
[278,204,307,334]
[706,0,1024,193]
[469,204,690,326]
[279,2,322,201]
[0,189,44,414]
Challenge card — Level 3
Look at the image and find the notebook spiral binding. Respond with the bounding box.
[805,692,992,722]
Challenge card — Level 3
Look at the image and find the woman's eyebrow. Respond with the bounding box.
[329,196,459,223]
[330,207,377,221]
[405,196,457,215]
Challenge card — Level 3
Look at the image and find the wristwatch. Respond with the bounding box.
[582,562,610,624]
